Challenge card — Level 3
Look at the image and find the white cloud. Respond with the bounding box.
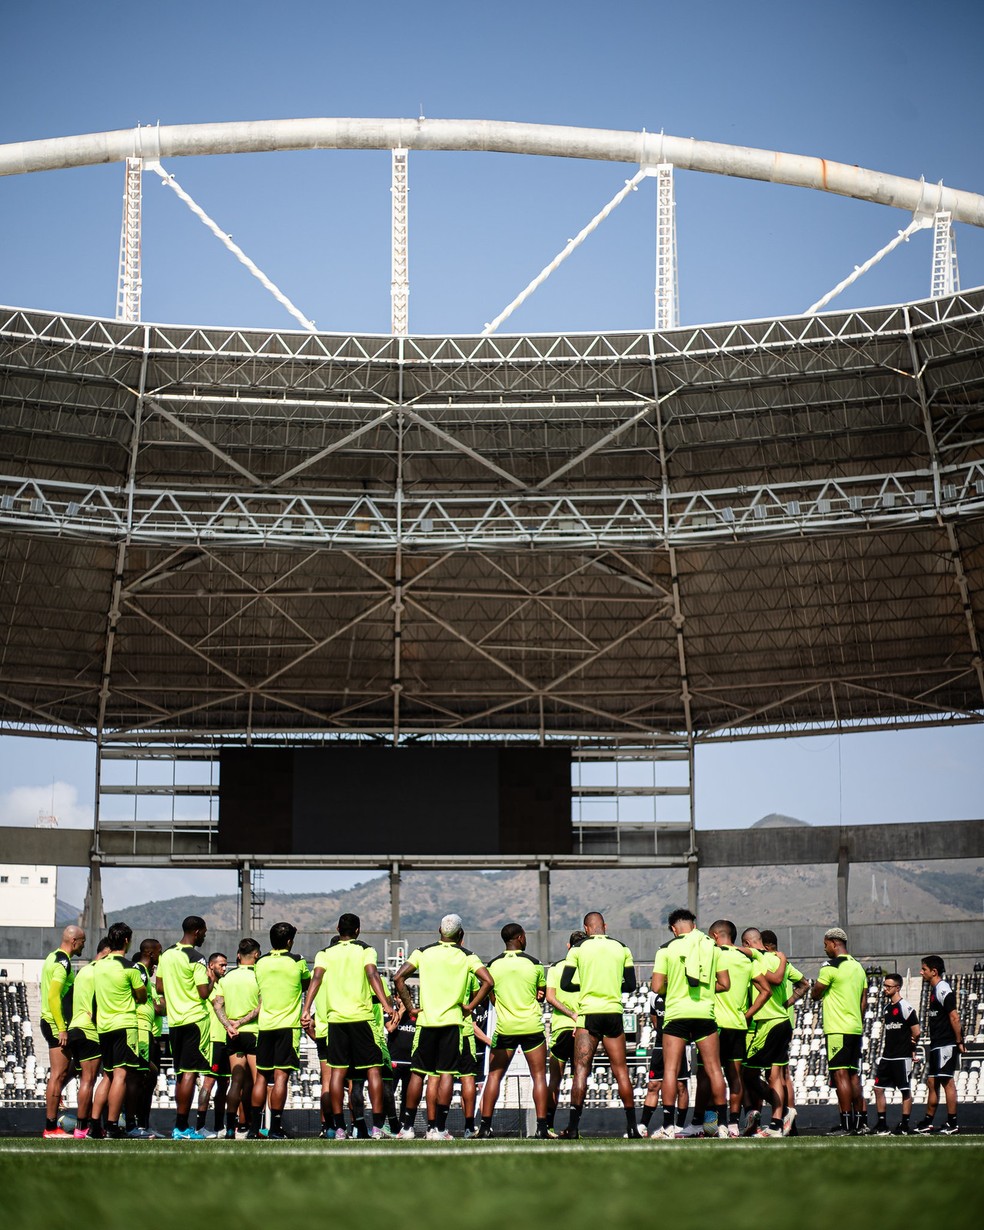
[0,781,93,829]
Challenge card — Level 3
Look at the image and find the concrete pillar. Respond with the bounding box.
[687,856,699,918]
[82,859,104,943]
[239,862,251,933]
[837,845,850,931]
[538,864,550,961]
[390,864,401,941]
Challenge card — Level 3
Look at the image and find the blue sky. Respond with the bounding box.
[1,1,982,909]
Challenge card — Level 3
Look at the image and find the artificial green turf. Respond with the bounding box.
[1,1139,980,1230]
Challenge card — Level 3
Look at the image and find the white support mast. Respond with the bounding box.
[930,211,960,297]
[391,148,409,335]
[653,163,678,331]
[116,157,143,322]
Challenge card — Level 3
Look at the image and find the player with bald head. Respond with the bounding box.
[560,911,639,1139]
[40,924,86,1137]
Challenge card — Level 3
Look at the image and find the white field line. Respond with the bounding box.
[0,1138,980,1157]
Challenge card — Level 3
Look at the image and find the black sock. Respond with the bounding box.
[900,1114,910,1126]
[214,1105,223,1132]
[249,1106,262,1132]
[334,1113,346,1131]
[480,1115,492,1130]
[270,1110,283,1133]
[464,1116,475,1131]
[639,1105,655,1128]
[840,1112,851,1131]
[717,1104,730,1127]
[436,1103,450,1131]
[45,1118,58,1131]
[876,1113,887,1126]
[400,1107,414,1129]
[176,1113,190,1131]
[547,1108,556,1128]
[624,1108,638,1135]
[196,1109,207,1129]
[388,1114,400,1132]
[226,1112,237,1131]
[372,1111,385,1128]
[946,1113,958,1125]
[663,1107,675,1129]
[568,1104,583,1133]
[675,1106,687,1126]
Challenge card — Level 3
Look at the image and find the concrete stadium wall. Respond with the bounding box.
[2,818,982,869]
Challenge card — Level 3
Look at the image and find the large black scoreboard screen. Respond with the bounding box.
[218,747,572,855]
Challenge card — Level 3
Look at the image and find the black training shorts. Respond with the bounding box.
[874,1057,913,1091]
[99,1027,143,1072]
[227,1031,257,1057]
[40,1020,66,1050]
[549,1029,575,1063]
[662,1017,717,1044]
[746,1019,792,1070]
[582,1013,624,1039]
[411,1024,462,1076]
[210,1040,231,1077]
[928,1045,958,1085]
[491,1030,546,1053]
[456,1035,478,1077]
[169,1021,212,1075]
[67,1028,101,1065]
[825,1032,863,1073]
[325,1020,384,1071]
[257,1027,301,1073]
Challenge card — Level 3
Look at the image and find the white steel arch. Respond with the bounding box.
[2,117,984,227]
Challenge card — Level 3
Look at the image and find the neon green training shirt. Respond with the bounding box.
[207,986,227,1044]
[313,939,379,1024]
[816,954,866,1034]
[461,972,479,1041]
[747,949,787,1023]
[772,957,805,1025]
[254,948,311,1030]
[40,948,75,1032]
[405,941,485,1028]
[486,950,545,1035]
[215,965,259,1036]
[92,954,143,1033]
[652,931,719,1022]
[156,943,211,1028]
[312,951,331,1039]
[562,934,633,1016]
[67,960,99,1041]
[134,963,160,1036]
[712,945,754,1030]
[546,962,579,1035]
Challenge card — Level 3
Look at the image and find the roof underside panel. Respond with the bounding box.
[0,293,982,741]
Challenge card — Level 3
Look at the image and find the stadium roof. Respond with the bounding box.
[1,289,982,745]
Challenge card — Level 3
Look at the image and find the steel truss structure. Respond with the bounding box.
[0,285,982,754]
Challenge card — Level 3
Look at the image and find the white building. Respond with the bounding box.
[0,864,57,927]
